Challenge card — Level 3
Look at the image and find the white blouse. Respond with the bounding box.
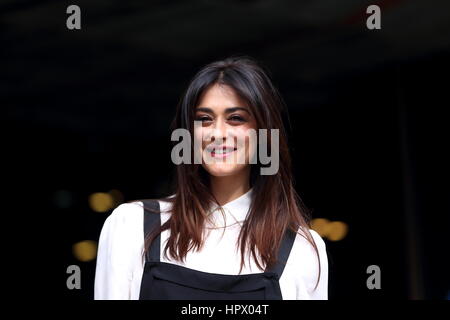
[94,188,328,300]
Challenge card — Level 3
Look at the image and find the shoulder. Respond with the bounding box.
[283,227,328,295]
[96,202,146,270]
[100,195,175,234]
[108,194,175,220]
[98,202,145,241]
[307,229,327,252]
[288,227,328,271]
[292,227,326,251]
[105,201,144,225]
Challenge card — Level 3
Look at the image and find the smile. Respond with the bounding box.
[208,146,237,158]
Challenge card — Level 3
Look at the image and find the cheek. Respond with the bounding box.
[194,128,208,150]
[194,128,202,144]
[235,127,257,161]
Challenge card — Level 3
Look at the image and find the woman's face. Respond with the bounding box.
[194,84,257,178]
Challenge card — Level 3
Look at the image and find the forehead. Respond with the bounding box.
[196,84,248,111]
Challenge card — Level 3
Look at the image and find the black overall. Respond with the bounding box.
[139,200,296,300]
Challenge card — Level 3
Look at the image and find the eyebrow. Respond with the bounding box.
[195,107,250,115]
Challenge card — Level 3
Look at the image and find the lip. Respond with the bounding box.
[207,146,237,158]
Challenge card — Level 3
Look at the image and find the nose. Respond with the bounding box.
[210,119,228,144]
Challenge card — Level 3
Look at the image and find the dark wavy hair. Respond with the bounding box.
[132,55,321,288]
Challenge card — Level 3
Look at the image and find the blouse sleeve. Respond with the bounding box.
[94,202,144,300]
[306,230,329,299]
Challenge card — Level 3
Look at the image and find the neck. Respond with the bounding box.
[209,169,251,206]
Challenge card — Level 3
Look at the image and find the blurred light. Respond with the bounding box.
[311,218,349,241]
[311,218,331,237]
[53,190,73,208]
[327,221,349,241]
[108,189,124,207]
[72,240,97,262]
[89,192,114,212]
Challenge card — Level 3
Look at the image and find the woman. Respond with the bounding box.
[94,56,328,300]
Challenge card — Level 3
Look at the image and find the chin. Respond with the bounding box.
[203,164,245,177]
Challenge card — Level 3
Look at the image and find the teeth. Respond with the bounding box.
[212,148,235,154]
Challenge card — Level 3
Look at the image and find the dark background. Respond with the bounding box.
[4,0,449,300]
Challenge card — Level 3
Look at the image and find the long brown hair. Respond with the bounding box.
[132,55,321,288]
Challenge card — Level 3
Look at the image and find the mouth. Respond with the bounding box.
[207,146,238,158]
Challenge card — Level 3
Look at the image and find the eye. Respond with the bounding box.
[228,115,245,122]
[196,115,212,122]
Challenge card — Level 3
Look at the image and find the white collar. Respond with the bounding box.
[209,187,253,222]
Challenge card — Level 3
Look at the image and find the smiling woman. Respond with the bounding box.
[94,55,328,300]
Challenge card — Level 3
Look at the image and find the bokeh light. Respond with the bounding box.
[89,192,114,212]
[311,218,331,237]
[327,221,349,241]
[72,240,97,262]
[311,218,349,241]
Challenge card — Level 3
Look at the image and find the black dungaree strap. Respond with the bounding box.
[264,228,297,278]
[142,200,161,263]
